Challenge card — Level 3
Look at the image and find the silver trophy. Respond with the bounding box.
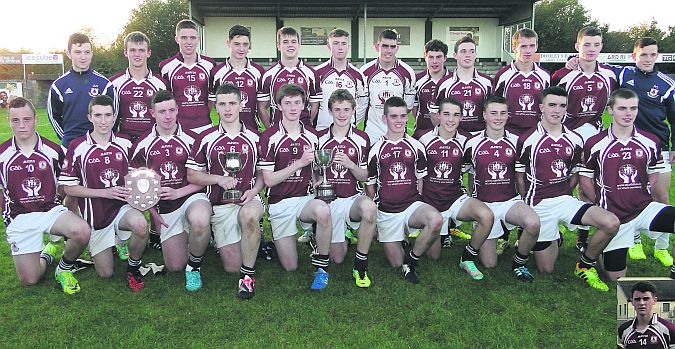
[218,151,242,202]
[315,148,336,202]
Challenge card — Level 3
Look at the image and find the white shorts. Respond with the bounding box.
[211,196,263,248]
[486,197,522,240]
[268,195,315,240]
[604,202,668,252]
[532,195,588,242]
[159,193,210,243]
[5,205,68,256]
[377,201,425,243]
[89,205,133,257]
[658,151,672,174]
[573,123,600,142]
[439,194,471,236]
[329,194,363,243]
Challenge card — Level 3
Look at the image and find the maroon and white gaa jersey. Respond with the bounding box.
[432,69,494,132]
[259,122,318,204]
[367,135,426,213]
[258,60,322,127]
[109,69,168,138]
[580,126,663,223]
[314,59,368,131]
[59,132,132,229]
[130,124,199,213]
[552,63,617,130]
[317,126,370,198]
[618,314,675,349]
[515,123,583,206]
[494,62,551,135]
[464,130,519,202]
[0,135,63,224]
[360,59,416,141]
[412,69,449,136]
[418,128,469,211]
[187,123,259,205]
[159,53,216,130]
[210,58,265,131]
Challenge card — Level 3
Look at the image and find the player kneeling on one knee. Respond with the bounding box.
[2,97,91,294]
[318,89,377,287]
[464,96,541,281]
[366,96,443,284]
[60,95,150,292]
[514,87,619,291]
[260,84,332,290]
[580,88,675,282]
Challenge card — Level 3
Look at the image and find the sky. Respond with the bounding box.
[2,0,673,53]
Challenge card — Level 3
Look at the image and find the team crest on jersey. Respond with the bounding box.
[247,79,254,87]
[534,82,541,89]
[89,86,100,97]
[452,148,460,156]
[647,85,660,98]
[635,149,644,158]
[199,73,206,81]
[38,161,47,170]
[404,149,412,158]
[345,80,354,89]
[565,146,572,156]
[475,88,482,95]
[298,77,304,84]
[348,148,355,156]
[147,90,154,96]
[392,79,401,87]
[115,152,123,161]
[242,144,249,154]
[597,82,604,90]
[651,336,658,344]
[505,148,513,157]
[176,147,184,155]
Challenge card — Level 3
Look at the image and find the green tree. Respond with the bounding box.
[534,0,599,52]
[111,0,189,72]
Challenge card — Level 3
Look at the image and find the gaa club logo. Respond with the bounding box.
[183,85,202,102]
[487,161,508,180]
[389,161,407,180]
[618,164,638,184]
[21,177,41,197]
[550,159,568,178]
[130,101,148,118]
[433,161,452,179]
[518,94,535,111]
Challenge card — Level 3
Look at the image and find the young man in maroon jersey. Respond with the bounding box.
[210,25,265,132]
[314,28,368,131]
[110,31,169,142]
[411,39,449,138]
[433,36,494,134]
[59,95,150,292]
[494,28,550,136]
[367,96,442,284]
[464,96,541,280]
[361,29,417,144]
[551,26,617,251]
[580,88,675,281]
[259,84,332,290]
[187,84,265,299]
[618,281,675,348]
[515,86,620,291]
[258,27,322,128]
[130,90,212,292]
[1,98,90,294]
[418,97,494,280]
[159,19,216,134]
[317,89,377,287]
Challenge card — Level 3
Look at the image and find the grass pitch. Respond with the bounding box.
[0,108,672,347]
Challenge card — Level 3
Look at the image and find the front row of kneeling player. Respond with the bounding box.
[3,85,675,297]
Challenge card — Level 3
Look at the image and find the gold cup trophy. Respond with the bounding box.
[218,151,242,202]
[315,148,336,202]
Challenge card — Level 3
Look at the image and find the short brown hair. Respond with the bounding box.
[68,33,91,52]
[328,28,350,39]
[383,96,406,115]
[175,19,198,36]
[634,37,658,50]
[328,89,356,110]
[277,27,299,43]
[512,28,538,48]
[577,26,602,43]
[608,88,638,108]
[275,84,306,104]
[8,97,36,117]
[124,31,151,50]
[454,36,476,53]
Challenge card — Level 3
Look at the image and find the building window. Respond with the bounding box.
[663,303,670,312]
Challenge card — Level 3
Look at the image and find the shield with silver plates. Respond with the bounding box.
[125,167,161,211]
